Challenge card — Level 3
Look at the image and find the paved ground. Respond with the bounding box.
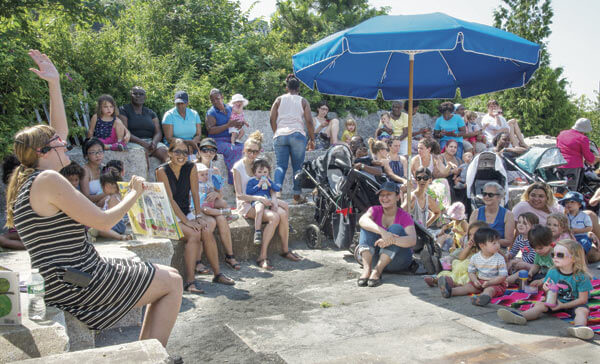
[96,240,600,364]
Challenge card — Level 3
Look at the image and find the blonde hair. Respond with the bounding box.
[556,239,591,279]
[521,182,555,208]
[244,131,263,150]
[345,118,357,130]
[6,125,56,228]
[547,213,574,239]
[464,110,477,122]
[367,137,387,155]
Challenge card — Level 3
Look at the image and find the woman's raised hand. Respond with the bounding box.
[28,50,60,83]
[129,175,146,196]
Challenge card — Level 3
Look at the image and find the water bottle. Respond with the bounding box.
[518,270,528,291]
[27,269,46,321]
[261,176,268,190]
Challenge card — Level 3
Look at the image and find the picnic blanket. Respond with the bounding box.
[491,279,600,332]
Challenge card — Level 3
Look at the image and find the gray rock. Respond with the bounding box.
[66,147,149,181]
[123,238,174,267]
[13,339,172,364]
[524,135,557,149]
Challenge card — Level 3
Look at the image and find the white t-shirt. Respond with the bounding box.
[232,159,252,210]
[481,114,509,144]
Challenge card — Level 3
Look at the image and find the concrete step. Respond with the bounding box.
[12,339,172,364]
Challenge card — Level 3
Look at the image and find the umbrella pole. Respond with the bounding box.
[406,53,414,209]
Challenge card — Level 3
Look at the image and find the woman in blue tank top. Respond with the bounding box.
[469,181,515,248]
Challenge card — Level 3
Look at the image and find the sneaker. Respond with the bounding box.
[424,275,438,287]
[438,276,454,298]
[567,326,595,340]
[497,308,527,325]
[253,230,262,246]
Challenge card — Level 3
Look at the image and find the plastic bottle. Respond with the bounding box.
[261,176,268,190]
[27,269,46,321]
[544,282,567,307]
[518,270,528,291]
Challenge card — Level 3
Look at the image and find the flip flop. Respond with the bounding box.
[280,251,301,261]
[471,294,491,306]
[184,280,204,294]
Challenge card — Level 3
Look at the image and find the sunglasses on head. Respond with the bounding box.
[415,175,430,181]
[171,149,188,156]
[482,192,499,198]
[551,251,570,259]
[200,147,217,154]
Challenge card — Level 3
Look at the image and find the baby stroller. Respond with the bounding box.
[465,151,508,211]
[295,144,356,249]
[502,147,567,188]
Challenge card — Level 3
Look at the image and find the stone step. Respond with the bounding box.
[12,339,172,364]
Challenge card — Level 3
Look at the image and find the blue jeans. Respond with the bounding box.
[357,224,413,272]
[274,132,307,195]
[574,234,592,254]
[440,139,464,160]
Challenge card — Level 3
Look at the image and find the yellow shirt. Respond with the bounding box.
[341,130,356,143]
[378,113,408,136]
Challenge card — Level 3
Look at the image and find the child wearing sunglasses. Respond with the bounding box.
[526,225,555,287]
[498,239,595,340]
[438,227,507,306]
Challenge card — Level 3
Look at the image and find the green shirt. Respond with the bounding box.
[534,252,553,275]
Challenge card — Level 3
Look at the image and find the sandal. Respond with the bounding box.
[280,251,301,261]
[256,258,273,270]
[184,280,204,294]
[195,261,211,275]
[357,277,369,287]
[224,254,241,271]
[212,273,235,285]
[471,294,491,306]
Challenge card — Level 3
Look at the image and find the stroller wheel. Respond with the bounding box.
[305,224,321,249]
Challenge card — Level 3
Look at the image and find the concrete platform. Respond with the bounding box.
[13,339,172,364]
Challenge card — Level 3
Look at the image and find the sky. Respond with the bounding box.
[239,0,599,100]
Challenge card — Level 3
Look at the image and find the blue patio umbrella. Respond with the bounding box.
[293,13,540,201]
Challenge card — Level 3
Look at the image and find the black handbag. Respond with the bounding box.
[332,211,356,249]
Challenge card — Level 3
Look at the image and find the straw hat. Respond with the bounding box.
[229,94,249,107]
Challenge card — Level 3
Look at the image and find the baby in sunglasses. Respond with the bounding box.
[498,239,595,340]
[438,227,507,306]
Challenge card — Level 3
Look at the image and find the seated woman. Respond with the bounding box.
[469,182,514,248]
[402,167,441,228]
[439,139,470,212]
[206,89,245,184]
[368,138,406,184]
[313,101,343,149]
[493,132,528,158]
[156,139,234,294]
[355,181,417,287]
[81,138,106,205]
[481,99,527,149]
[385,137,408,187]
[434,101,466,159]
[162,90,202,152]
[232,131,300,270]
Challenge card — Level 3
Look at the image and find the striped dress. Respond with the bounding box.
[13,171,155,330]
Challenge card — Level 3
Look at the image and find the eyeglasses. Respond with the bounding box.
[200,148,217,154]
[171,149,188,156]
[39,135,69,153]
[246,149,260,155]
[87,150,104,156]
[551,252,570,259]
[415,176,430,181]
[482,192,499,198]
[319,107,329,112]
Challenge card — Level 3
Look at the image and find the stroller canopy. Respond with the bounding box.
[515,147,566,175]
[466,151,509,205]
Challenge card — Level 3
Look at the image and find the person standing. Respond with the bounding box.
[119,86,168,163]
[556,118,600,190]
[269,74,315,204]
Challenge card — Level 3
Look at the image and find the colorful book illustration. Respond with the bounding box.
[118,182,183,240]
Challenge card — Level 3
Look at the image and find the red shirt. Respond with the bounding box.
[556,129,595,168]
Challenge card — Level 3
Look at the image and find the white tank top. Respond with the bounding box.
[274,93,305,138]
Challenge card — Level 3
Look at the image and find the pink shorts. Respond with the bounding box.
[468,279,507,297]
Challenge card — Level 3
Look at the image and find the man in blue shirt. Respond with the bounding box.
[162,91,203,152]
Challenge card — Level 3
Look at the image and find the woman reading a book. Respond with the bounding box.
[6,50,183,352]
[156,138,235,293]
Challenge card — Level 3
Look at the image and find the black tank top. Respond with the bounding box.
[161,161,194,215]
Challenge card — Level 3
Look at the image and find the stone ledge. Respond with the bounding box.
[12,339,172,364]
[66,147,149,181]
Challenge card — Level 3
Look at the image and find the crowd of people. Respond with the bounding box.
[4,50,600,361]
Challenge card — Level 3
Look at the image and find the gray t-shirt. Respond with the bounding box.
[568,211,592,230]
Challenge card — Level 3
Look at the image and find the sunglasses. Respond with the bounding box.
[551,252,570,259]
[40,135,71,154]
[415,176,430,181]
[200,148,217,154]
[482,192,499,198]
[132,92,146,96]
[246,149,260,155]
[171,149,188,156]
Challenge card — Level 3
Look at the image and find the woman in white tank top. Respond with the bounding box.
[269,74,316,204]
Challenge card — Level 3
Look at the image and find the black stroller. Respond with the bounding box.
[466,151,508,210]
[501,147,568,188]
[295,144,442,274]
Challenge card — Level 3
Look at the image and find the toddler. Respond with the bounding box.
[506,212,538,284]
[425,221,487,287]
[103,159,124,176]
[436,202,468,252]
[438,227,508,306]
[229,94,250,145]
[246,158,282,245]
[59,161,85,190]
[87,94,129,151]
[526,225,554,286]
[498,239,595,340]
[559,192,600,260]
[96,169,132,241]
[376,112,393,140]
[195,163,232,218]
[547,213,574,242]
[453,151,473,189]
[341,118,357,144]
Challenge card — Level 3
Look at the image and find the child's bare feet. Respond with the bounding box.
[424,275,438,287]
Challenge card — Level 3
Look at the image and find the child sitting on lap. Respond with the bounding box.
[229,94,250,145]
[195,163,234,219]
[246,158,284,245]
[439,227,507,306]
[498,239,595,340]
[453,151,473,189]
